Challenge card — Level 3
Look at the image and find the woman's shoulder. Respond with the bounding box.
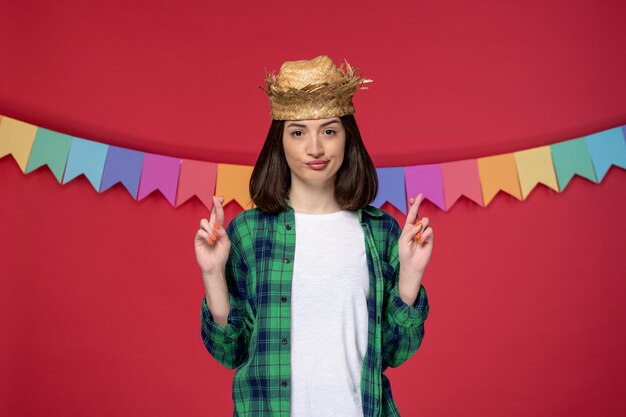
[225,207,273,237]
[364,205,401,234]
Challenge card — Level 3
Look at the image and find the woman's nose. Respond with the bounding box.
[307,136,324,156]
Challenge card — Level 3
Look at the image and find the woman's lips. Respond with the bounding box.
[306,161,328,170]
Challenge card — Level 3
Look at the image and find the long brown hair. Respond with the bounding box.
[249,114,378,214]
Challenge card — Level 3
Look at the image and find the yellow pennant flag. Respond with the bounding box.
[477,153,522,205]
[215,163,255,210]
[514,146,560,199]
[0,116,38,172]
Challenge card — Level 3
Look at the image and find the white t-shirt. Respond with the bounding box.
[290,209,369,417]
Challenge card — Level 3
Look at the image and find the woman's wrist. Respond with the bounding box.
[202,269,225,283]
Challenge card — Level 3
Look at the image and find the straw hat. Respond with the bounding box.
[258,55,372,120]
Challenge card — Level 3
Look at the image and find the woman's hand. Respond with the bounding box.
[398,193,434,275]
[194,195,231,275]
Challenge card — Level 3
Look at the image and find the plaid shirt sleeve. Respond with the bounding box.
[381,215,430,369]
[200,218,253,370]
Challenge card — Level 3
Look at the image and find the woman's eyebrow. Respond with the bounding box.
[286,120,339,128]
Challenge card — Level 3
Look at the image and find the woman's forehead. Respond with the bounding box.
[285,117,341,127]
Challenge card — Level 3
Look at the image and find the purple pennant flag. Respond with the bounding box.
[372,167,407,214]
[404,163,446,211]
[100,146,144,198]
[137,153,182,206]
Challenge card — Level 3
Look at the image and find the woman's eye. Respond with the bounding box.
[290,129,335,137]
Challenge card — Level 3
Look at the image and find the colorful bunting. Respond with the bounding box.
[25,128,72,182]
[63,137,109,190]
[550,137,597,190]
[405,164,446,211]
[0,113,624,212]
[477,153,522,205]
[373,167,407,214]
[100,146,144,198]
[176,160,218,210]
[441,159,483,209]
[0,116,38,172]
[215,163,255,210]
[585,127,626,182]
[514,146,559,199]
[137,153,181,207]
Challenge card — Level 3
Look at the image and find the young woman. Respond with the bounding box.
[194,55,433,417]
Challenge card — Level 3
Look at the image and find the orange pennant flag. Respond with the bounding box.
[215,163,255,210]
[477,153,522,205]
[0,116,38,173]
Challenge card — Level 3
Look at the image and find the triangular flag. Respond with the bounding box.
[25,128,73,182]
[585,127,626,181]
[100,146,144,198]
[441,159,483,209]
[373,167,407,214]
[514,146,559,199]
[62,137,109,191]
[476,153,522,205]
[550,137,597,190]
[404,164,446,211]
[0,116,38,172]
[215,163,255,210]
[137,153,181,207]
[176,159,218,210]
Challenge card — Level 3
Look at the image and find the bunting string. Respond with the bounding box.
[1,114,624,213]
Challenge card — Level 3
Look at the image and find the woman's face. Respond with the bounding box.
[282,117,346,187]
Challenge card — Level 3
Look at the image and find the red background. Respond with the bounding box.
[1,1,626,416]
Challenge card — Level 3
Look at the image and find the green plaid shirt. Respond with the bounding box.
[201,200,430,416]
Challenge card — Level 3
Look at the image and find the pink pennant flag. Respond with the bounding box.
[404,164,446,211]
[175,159,218,210]
[137,153,181,207]
[441,159,484,209]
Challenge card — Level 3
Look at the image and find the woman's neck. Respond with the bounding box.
[288,185,341,214]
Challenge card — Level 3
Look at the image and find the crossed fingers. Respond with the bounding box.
[403,193,430,246]
[199,196,225,246]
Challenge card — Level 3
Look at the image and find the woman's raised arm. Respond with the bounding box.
[195,196,254,370]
